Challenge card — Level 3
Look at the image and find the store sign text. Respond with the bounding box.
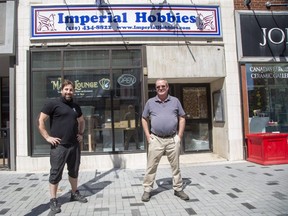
[117,74,136,86]
[48,76,111,98]
[57,12,199,26]
[251,73,288,79]
[249,65,288,79]
[31,4,221,39]
[260,28,288,46]
[50,78,99,91]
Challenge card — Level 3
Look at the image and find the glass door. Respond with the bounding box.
[181,85,212,152]
[110,68,143,151]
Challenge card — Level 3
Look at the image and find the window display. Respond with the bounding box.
[30,47,144,155]
[246,63,288,133]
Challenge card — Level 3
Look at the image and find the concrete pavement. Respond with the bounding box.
[0,160,287,216]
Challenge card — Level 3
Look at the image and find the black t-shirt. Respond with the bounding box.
[41,97,83,145]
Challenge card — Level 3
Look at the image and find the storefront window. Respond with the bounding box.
[32,51,61,68]
[111,50,142,67]
[247,63,288,133]
[30,46,144,155]
[64,50,109,68]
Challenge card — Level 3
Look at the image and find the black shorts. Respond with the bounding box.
[49,144,80,184]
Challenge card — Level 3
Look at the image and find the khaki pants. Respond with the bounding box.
[143,134,183,192]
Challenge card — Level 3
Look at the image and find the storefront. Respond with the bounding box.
[235,11,288,135]
[31,46,145,154]
[235,11,288,163]
[0,0,16,170]
[14,1,243,171]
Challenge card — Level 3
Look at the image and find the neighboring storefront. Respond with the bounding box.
[0,0,16,170]
[235,11,288,136]
[13,0,242,172]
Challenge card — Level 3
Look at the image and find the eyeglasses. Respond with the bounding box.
[156,85,166,89]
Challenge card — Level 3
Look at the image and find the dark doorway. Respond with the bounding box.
[148,83,212,153]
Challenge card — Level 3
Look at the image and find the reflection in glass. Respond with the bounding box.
[184,123,210,151]
[32,52,61,68]
[111,50,141,67]
[64,50,109,68]
[32,71,62,154]
[111,69,144,151]
[246,64,288,133]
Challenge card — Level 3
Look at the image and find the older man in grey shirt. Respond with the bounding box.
[141,78,189,202]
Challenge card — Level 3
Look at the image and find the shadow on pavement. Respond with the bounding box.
[23,168,117,216]
[151,177,191,197]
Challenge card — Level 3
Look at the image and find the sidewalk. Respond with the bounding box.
[0,160,287,216]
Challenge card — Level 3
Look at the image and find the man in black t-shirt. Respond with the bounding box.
[38,80,87,214]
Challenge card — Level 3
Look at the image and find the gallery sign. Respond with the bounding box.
[246,64,288,82]
[246,63,288,91]
[31,4,222,39]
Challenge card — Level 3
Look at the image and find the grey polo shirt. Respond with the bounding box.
[142,95,185,136]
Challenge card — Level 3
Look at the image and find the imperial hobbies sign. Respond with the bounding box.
[31,4,222,39]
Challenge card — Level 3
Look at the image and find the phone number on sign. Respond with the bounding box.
[66,25,191,31]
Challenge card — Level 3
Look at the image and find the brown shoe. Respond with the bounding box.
[174,190,189,200]
[141,191,150,202]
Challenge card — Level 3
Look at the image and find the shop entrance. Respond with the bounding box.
[149,83,212,153]
[84,70,144,153]
[179,84,212,153]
